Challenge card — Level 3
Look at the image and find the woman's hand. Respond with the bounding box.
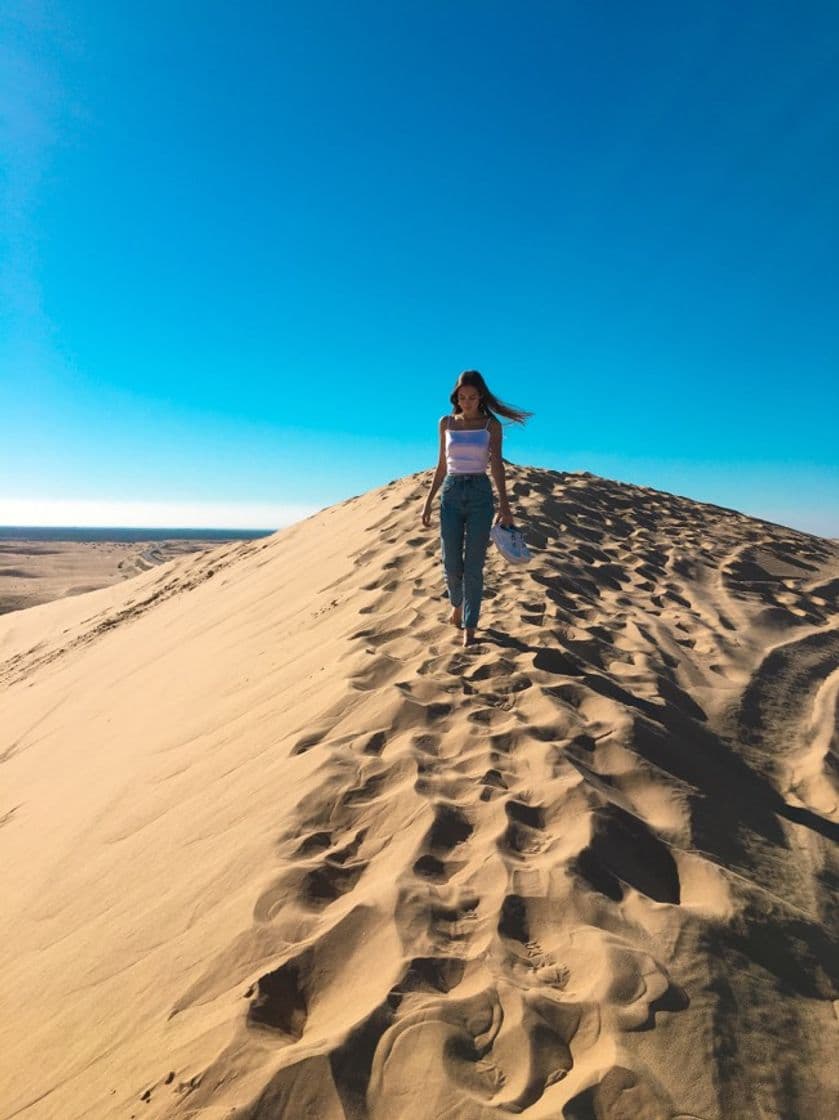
[421,501,433,528]
[495,504,514,528]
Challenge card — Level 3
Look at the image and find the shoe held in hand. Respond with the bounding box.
[490,523,532,565]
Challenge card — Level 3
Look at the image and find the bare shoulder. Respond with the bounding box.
[488,415,503,431]
[439,413,451,429]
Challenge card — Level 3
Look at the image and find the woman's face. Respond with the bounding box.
[457,385,482,413]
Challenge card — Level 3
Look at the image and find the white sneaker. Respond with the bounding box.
[490,523,532,565]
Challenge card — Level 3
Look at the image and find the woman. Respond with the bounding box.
[422,370,532,647]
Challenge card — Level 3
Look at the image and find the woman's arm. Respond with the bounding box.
[488,419,513,525]
[421,416,449,524]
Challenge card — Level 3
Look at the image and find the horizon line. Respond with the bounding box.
[0,524,277,533]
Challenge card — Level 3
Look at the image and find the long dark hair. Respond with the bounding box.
[449,369,532,425]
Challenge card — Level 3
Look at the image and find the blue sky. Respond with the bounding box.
[1,0,837,534]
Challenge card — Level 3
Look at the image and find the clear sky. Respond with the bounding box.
[2,0,837,534]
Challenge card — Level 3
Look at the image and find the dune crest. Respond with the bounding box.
[1,466,837,1120]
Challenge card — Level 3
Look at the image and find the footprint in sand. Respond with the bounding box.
[500,799,547,858]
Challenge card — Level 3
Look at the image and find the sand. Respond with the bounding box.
[0,466,837,1120]
[0,538,228,615]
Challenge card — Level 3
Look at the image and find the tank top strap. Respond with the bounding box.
[444,414,492,431]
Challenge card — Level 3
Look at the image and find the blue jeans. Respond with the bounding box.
[439,472,495,629]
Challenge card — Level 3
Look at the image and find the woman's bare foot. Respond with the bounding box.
[462,628,477,647]
[449,606,462,628]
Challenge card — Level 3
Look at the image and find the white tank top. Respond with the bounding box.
[445,415,491,474]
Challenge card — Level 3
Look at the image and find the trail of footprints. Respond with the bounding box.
[244,481,684,1110]
[233,567,600,1112]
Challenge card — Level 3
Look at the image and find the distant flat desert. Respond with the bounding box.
[0,537,236,614]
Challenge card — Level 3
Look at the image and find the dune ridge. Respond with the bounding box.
[1,466,837,1120]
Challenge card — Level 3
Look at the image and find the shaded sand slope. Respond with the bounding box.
[1,466,837,1120]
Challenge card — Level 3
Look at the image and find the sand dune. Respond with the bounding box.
[1,466,837,1120]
